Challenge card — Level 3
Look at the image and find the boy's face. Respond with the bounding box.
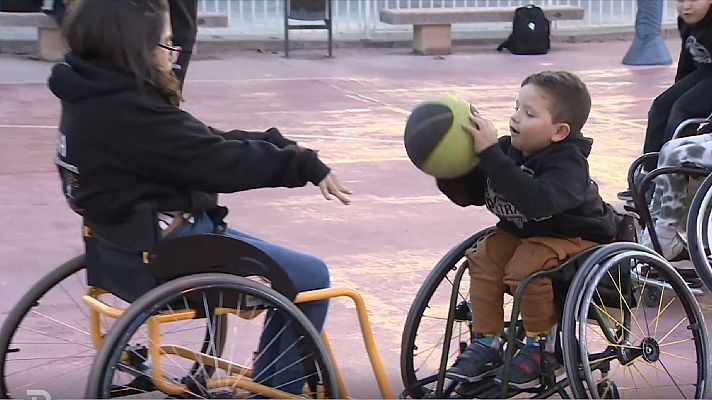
[677,0,712,24]
[509,84,570,157]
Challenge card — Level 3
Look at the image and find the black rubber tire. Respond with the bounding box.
[562,243,710,399]
[85,273,340,398]
[400,228,491,398]
[0,255,86,398]
[687,173,712,292]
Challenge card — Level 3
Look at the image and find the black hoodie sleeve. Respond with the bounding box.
[436,167,487,207]
[676,26,695,82]
[435,137,511,206]
[111,104,330,193]
[476,143,589,220]
[209,126,298,148]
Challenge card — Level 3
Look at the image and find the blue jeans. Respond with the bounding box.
[164,213,330,394]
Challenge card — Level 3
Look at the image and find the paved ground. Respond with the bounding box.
[1,38,711,398]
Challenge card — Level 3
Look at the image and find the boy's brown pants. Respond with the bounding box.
[467,228,597,334]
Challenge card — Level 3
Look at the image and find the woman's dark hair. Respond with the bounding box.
[64,0,181,105]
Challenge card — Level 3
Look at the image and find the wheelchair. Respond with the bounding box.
[399,227,710,399]
[625,113,712,296]
[0,205,394,399]
[399,115,712,399]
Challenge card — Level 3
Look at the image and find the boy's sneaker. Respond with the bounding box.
[495,345,564,390]
[616,189,633,202]
[445,341,503,383]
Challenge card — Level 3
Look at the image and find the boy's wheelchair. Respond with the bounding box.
[0,206,395,399]
[400,226,710,399]
[400,115,712,399]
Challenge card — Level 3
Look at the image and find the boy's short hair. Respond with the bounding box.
[521,71,591,134]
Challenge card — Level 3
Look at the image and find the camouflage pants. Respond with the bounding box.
[650,133,712,226]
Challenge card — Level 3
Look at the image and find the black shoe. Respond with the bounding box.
[495,345,564,390]
[616,189,633,201]
[618,170,653,203]
[445,341,503,383]
[617,189,633,202]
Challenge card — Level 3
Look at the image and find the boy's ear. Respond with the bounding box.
[551,123,571,143]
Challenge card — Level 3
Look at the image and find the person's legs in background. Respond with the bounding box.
[662,75,712,146]
[641,134,712,260]
[618,70,707,201]
[168,0,198,86]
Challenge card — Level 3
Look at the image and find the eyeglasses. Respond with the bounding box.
[158,42,181,53]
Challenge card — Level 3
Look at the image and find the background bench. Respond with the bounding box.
[0,12,229,61]
[379,5,585,55]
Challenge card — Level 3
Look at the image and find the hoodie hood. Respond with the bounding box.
[559,130,593,158]
[48,53,138,103]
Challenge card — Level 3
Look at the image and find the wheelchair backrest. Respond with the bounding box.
[83,204,297,303]
[83,203,161,302]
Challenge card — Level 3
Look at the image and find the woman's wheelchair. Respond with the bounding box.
[0,206,395,399]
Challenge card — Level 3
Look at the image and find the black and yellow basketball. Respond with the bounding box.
[403,96,478,179]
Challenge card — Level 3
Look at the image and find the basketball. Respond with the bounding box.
[403,96,479,179]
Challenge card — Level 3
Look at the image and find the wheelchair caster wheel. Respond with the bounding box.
[643,286,661,308]
[597,379,619,399]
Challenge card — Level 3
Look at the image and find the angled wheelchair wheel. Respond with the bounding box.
[562,243,709,399]
[687,173,712,292]
[0,255,228,399]
[0,256,94,398]
[400,228,522,399]
[85,273,339,399]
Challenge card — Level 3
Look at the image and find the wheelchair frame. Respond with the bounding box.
[626,113,712,292]
[399,229,710,399]
[80,263,396,399]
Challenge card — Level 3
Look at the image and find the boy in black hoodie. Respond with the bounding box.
[438,71,617,389]
[618,0,712,201]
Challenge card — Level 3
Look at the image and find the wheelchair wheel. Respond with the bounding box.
[0,255,93,398]
[562,243,709,399]
[687,173,712,292]
[0,256,227,399]
[85,273,339,399]
[400,228,523,398]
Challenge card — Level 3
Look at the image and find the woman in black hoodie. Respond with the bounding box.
[49,0,350,394]
[618,0,712,200]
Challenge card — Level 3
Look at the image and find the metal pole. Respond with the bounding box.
[622,0,672,65]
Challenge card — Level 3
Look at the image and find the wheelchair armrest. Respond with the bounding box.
[151,234,299,301]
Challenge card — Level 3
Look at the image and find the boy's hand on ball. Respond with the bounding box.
[318,172,352,205]
[463,114,498,154]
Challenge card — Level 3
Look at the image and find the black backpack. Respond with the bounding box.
[0,0,43,12]
[497,5,551,55]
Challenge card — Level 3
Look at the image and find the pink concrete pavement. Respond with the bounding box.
[0,38,710,397]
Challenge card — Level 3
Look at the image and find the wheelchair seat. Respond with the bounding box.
[83,203,297,303]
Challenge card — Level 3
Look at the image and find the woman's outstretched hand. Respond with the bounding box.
[318,172,352,205]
